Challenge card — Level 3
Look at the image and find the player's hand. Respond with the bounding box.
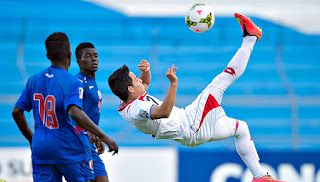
[165,65,178,84]
[138,60,150,72]
[95,139,105,155]
[87,131,99,144]
[102,135,118,155]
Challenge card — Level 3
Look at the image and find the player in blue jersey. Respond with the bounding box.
[11,32,118,182]
[75,42,109,182]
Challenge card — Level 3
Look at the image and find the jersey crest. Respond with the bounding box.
[139,109,149,118]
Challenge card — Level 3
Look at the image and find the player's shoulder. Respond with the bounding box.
[118,99,137,113]
[75,72,87,84]
[75,72,83,79]
[124,98,151,114]
[47,67,82,89]
[60,71,81,84]
[27,67,50,84]
[118,100,139,120]
[119,99,154,121]
[118,92,151,111]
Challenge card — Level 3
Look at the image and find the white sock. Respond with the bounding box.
[235,120,266,179]
[226,36,256,76]
[241,36,257,51]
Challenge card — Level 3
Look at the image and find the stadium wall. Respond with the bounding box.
[1,147,320,182]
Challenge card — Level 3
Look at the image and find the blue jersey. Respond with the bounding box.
[15,65,86,164]
[75,72,106,180]
[75,72,102,126]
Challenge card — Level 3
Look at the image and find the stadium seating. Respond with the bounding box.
[0,0,319,151]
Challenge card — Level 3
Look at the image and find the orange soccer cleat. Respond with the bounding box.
[252,174,286,182]
[235,13,262,41]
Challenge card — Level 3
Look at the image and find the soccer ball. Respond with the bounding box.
[185,4,215,33]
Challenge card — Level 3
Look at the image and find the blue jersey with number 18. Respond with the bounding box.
[15,65,87,164]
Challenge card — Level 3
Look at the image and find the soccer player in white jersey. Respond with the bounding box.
[108,13,286,182]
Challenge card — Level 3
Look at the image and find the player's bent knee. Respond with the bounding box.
[235,120,250,137]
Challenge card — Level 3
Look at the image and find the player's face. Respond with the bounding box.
[78,48,99,73]
[128,72,146,95]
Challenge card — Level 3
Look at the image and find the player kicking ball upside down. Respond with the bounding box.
[108,13,285,182]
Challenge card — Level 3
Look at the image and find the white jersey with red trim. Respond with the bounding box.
[118,92,186,140]
[118,91,226,147]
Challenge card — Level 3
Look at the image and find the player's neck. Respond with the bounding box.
[51,61,69,71]
[124,94,139,105]
[81,70,96,79]
[123,98,133,105]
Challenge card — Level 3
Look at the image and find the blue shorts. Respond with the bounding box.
[82,136,95,180]
[32,160,87,182]
[92,150,108,178]
[82,136,107,180]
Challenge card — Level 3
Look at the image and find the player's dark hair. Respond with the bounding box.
[75,42,95,60]
[108,65,133,101]
[45,32,71,61]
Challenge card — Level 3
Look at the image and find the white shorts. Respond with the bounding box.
[175,43,253,147]
[180,91,226,147]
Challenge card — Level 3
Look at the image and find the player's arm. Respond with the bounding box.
[67,105,118,155]
[151,65,178,119]
[87,131,99,144]
[12,106,33,146]
[138,60,151,90]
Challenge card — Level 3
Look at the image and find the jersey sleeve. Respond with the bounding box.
[129,100,155,120]
[15,79,32,112]
[64,80,84,111]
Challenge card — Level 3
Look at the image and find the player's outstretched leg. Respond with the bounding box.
[235,13,262,41]
[203,14,261,104]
